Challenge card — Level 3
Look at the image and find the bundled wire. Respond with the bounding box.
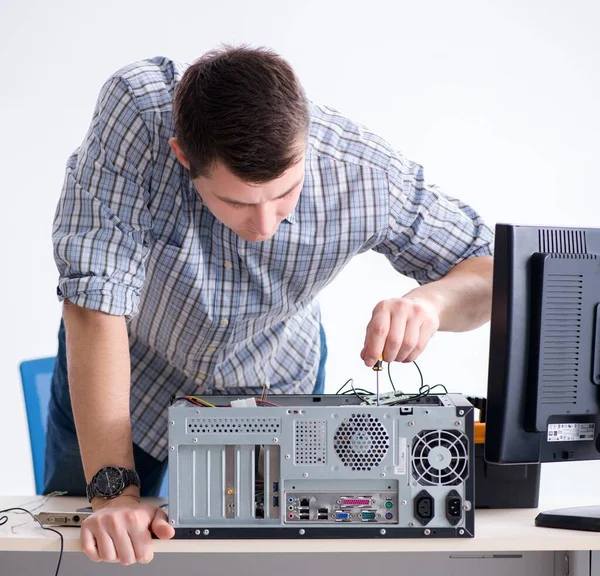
[0,507,63,575]
[172,395,281,408]
[335,360,447,406]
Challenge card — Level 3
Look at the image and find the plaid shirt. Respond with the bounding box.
[52,56,493,459]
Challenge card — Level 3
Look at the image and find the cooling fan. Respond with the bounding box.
[411,429,469,486]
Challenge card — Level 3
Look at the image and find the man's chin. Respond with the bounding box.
[237,231,275,242]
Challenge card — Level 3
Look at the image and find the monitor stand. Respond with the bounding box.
[535,505,600,531]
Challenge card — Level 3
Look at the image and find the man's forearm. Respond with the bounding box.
[404,256,494,332]
[63,300,137,490]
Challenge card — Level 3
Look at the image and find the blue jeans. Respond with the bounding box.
[43,321,327,496]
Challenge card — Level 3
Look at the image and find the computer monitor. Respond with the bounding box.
[484,223,600,530]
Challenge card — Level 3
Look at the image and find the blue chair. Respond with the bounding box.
[20,357,168,497]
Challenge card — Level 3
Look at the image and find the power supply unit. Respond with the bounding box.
[167,393,475,539]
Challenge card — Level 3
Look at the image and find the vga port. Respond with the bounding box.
[340,498,371,507]
[335,511,350,521]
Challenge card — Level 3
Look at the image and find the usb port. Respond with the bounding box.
[272,482,279,493]
[273,496,279,508]
[317,507,328,514]
[299,514,310,520]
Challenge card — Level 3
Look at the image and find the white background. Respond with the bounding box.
[0,0,598,501]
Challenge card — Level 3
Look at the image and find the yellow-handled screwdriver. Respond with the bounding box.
[373,356,383,405]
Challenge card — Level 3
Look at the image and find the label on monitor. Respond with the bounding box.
[395,437,407,475]
[547,423,596,442]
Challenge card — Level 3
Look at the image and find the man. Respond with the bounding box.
[48,45,493,565]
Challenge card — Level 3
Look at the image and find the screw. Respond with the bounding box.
[170,420,175,426]
[424,529,431,536]
[203,529,209,536]
[273,438,279,443]
[299,529,305,535]
[195,529,200,535]
[463,501,472,511]
[459,529,465,535]
[458,410,465,416]
[170,446,175,451]
[409,521,416,527]
[193,438,198,442]
[380,529,386,535]
[408,421,415,427]
[285,454,291,459]
[401,500,407,506]
[411,481,418,487]
[303,473,308,478]
[380,473,386,478]
[170,519,176,525]
[455,421,461,427]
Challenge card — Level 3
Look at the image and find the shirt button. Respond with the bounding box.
[224,261,233,269]
[220,319,229,327]
[207,345,216,353]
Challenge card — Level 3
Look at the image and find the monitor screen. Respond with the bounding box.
[485,223,600,464]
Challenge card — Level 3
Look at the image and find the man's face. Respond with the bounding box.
[193,155,305,242]
[169,138,305,243]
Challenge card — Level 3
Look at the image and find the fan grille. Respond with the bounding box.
[334,413,389,471]
[411,430,469,486]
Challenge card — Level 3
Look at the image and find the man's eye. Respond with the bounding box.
[227,202,245,209]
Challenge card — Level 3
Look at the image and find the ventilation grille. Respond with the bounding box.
[539,229,587,254]
[186,417,281,434]
[294,420,327,465]
[411,430,469,486]
[540,273,582,405]
[334,413,389,471]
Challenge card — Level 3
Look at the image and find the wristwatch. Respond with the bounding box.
[86,466,140,502]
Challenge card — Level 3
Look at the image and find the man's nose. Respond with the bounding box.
[252,204,277,236]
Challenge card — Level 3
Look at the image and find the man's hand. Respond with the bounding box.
[361,297,441,366]
[81,494,174,565]
[361,256,494,367]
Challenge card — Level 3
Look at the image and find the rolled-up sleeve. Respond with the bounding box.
[52,75,154,317]
[373,152,494,285]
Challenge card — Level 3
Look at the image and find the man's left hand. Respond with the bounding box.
[361,297,441,367]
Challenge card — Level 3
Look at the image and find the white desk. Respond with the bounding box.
[1,495,600,575]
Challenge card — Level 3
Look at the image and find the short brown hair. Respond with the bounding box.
[173,45,310,183]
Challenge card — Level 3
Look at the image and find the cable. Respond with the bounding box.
[186,396,216,408]
[336,378,354,394]
[255,399,280,407]
[388,383,449,405]
[0,507,63,575]
[387,360,424,393]
[387,362,397,392]
[171,396,216,408]
[350,379,370,403]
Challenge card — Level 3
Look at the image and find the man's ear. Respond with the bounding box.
[168,137,190,170]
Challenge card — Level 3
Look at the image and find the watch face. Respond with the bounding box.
[95,467,125,497]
